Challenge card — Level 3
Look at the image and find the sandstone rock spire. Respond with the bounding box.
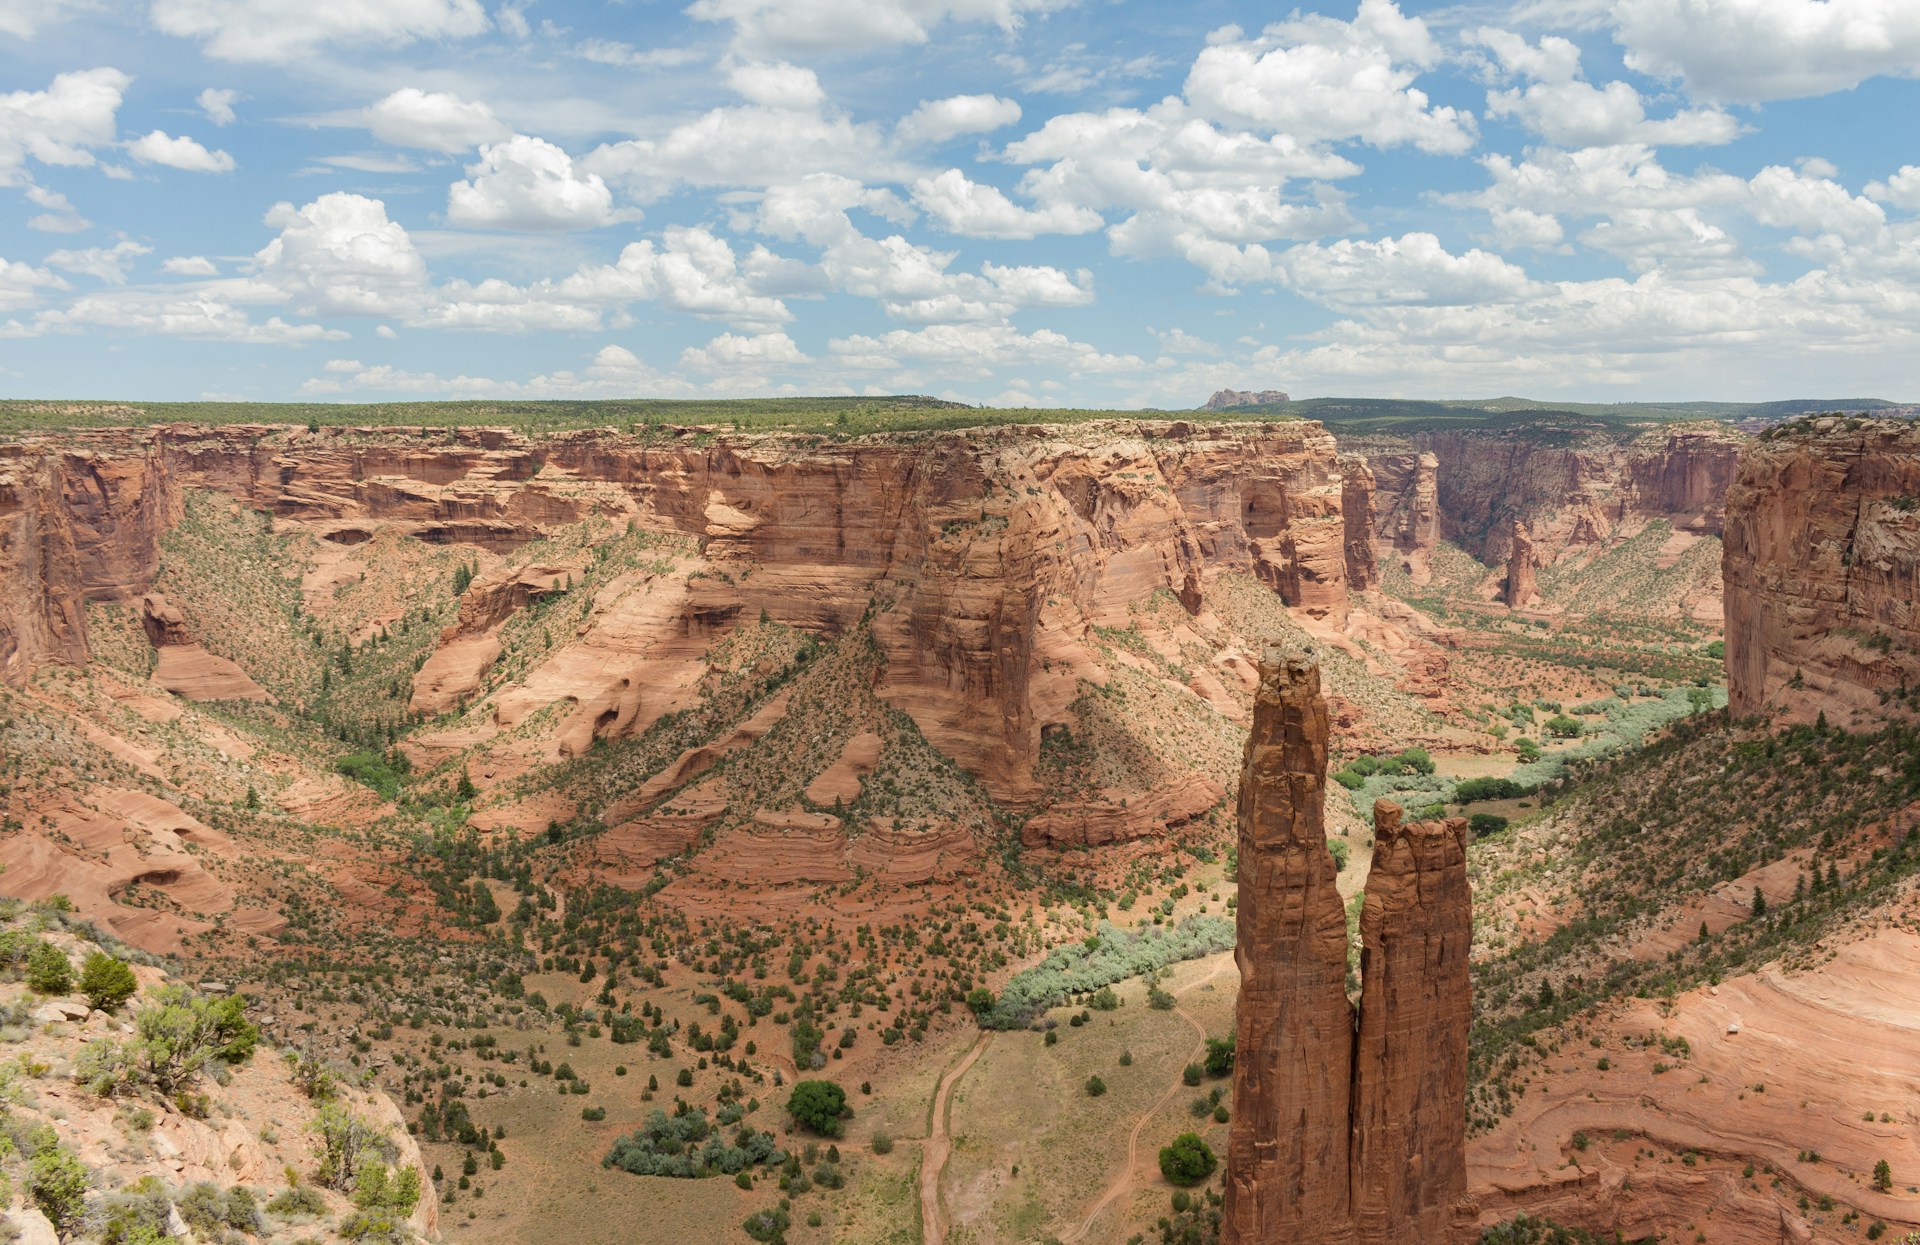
[1503,518,1537,608]
[1224,652,1473,1245]
[1223,648,1355,1245]
[1350,800,1472,1243]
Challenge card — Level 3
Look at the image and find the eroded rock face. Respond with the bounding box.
[1724,418,1920,728]
[1357,424,1744,605]
[139,592,272,703]
[1224,652,1472,1245]
[1224,648,1354,1244]
[0,421,1376,827]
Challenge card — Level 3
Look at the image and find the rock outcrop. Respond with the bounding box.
[139,592,272,702]
[1224,650,1472,1245]
[1350,800,1472,1242]
[1223,649,1354,1244]
[1723,417,1920,728]
[1206,389,1291,409]
[1502,520,1537,608]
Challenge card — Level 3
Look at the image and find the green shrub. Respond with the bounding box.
[1454,777,1531,803]
[1468,814,1510,838]
[26,941,72,994]
[603,1107,783,1178]
[28,1147,90,1237]
[313,1104,397,1191]
[1158,1133,1216,1187]
[787,1080,846,1137]
[979,917,1232,1028]
[1204,1037,1235,1077]
[1085,1076,1106,1097]
[266,1183,328,1218]
[742,1206,790,1243]
[80,951,139,1012]
[113,987,259,1096]
[98,1176,171,1245]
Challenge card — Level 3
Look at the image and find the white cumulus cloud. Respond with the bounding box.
[726,61,826,110]
[128,130,236,172]
[680,330,809,371]
[47,239,152,283]
[447,135,620,231]
[1472,29,1740,147]
[1614,0,1920,103]
[687,0,1078,56]
[0,0,94,38]
[896,94,1021,145]
[366,88,509,152]
[911,169,1102,239]
[255,192,429,317]
[1184,0,1476,154]
[0,68,128,185]
[1868,166,1920,212]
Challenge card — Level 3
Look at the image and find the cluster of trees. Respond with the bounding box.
[1332,748,1436,790]
[971,918,1234,1029]
[603,1107,784,1178]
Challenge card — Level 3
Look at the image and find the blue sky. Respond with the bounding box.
[3,0,1919,406]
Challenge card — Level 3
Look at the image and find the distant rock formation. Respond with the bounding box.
[1724,417,1920,728]
[1206,388,1291,409]
[1223,649,1472,1245]
[1352,423,1744,618]
[1502,519,1537,608]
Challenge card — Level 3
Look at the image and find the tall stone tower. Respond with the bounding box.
[1222,647,1473,1245]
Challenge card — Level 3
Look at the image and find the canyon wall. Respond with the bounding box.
[1723,417,1920,728]
[1223,649,1472,1245]
[0,419,1376,812]
[1357,423,1744,579]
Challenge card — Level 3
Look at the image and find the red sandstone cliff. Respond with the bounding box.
[0,419,1381,826]
[1356,423,1743,605]
[1224,652,1473,1245]
[1724,417,1920,728]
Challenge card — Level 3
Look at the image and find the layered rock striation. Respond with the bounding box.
[1724,417,1920,727]
[0,419,1379,826]
[1224,648,1472,1245]
[1357,423,1743,595]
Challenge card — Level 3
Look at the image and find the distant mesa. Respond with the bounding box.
[1204,388,1291,410]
